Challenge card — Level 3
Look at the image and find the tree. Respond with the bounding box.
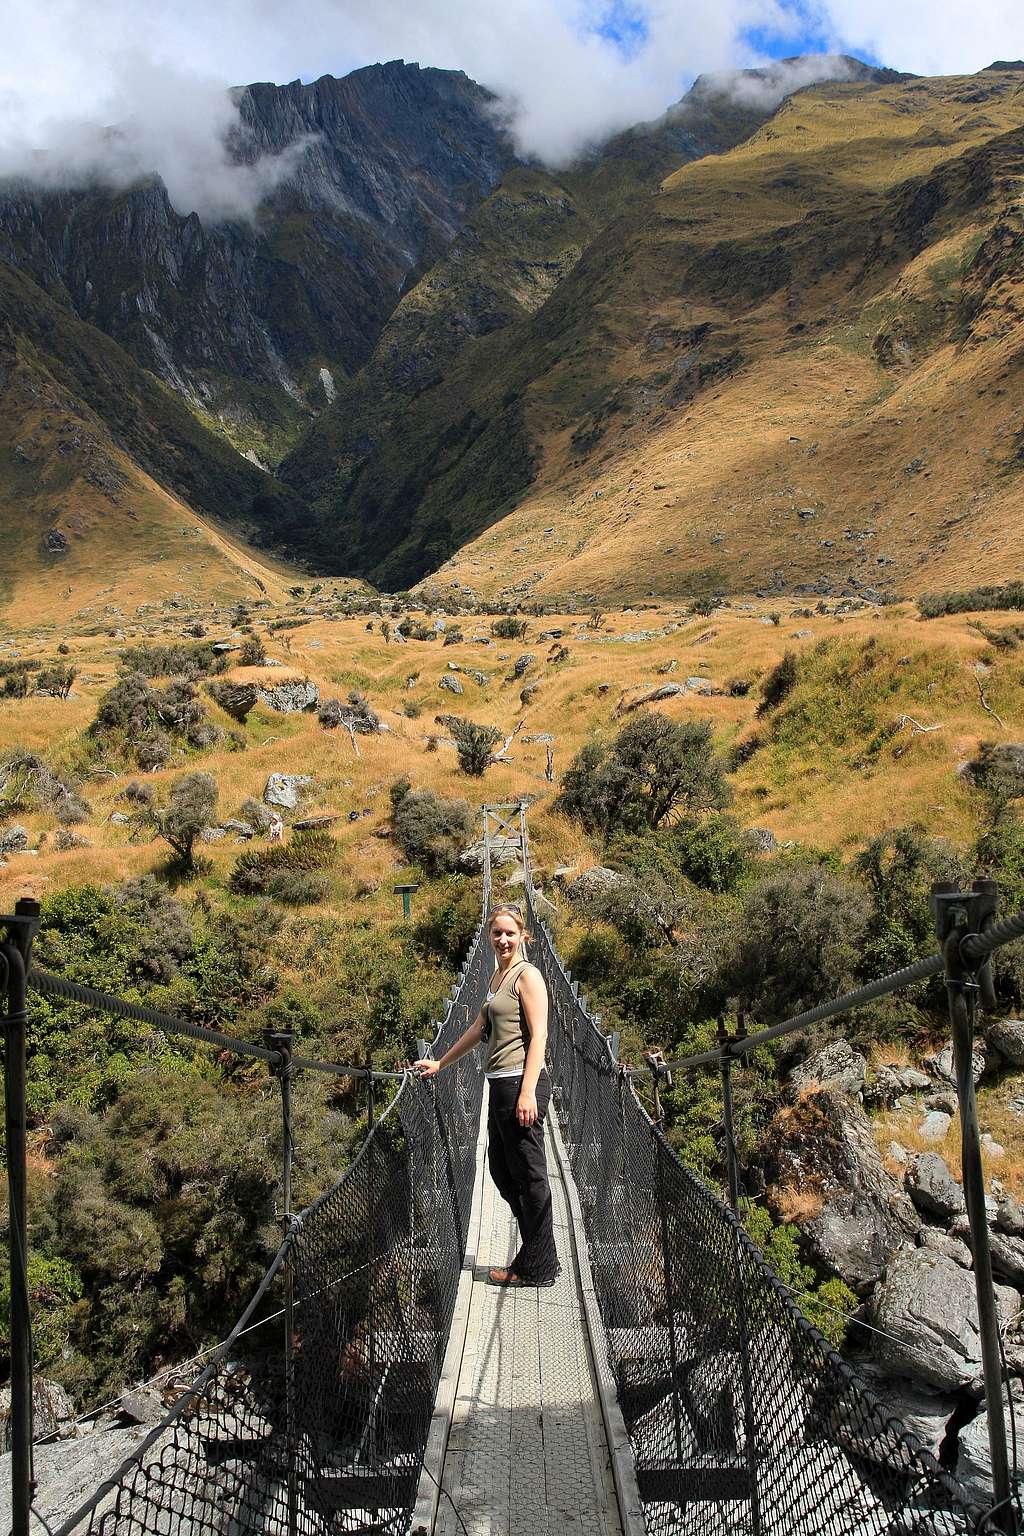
[557,711,730,835]
[134,772,218,873]
[451,718,501,777]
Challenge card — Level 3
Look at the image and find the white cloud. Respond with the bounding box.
[0,1,1020,221]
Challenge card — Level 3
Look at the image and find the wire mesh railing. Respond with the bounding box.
[525,883,993,1536]
[47,915,491,1536]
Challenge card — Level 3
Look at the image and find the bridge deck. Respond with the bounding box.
[432,1113,625,1536]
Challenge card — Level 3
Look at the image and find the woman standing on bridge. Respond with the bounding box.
[413,903,559,1288]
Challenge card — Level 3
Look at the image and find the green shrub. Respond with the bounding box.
[442,628,465,646]
[491,616,528,640]
[90,674,215,766]
[742,1204,855,1349]
[557,712,730,835]
[37,664,76,699]
[0,750,91,824]
[757,651,798,715]
[676,815,751,893]
[1,667,29,698]
[117,642,229,679]
[918,582,1024,618]
[131,771,218,873]
[239,635,266,666]
[450,717,501,776]
[390,780,473,873]
[414,880,479,964]
[230,828,338,901]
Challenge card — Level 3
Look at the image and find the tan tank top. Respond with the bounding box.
[481,959,531,1075]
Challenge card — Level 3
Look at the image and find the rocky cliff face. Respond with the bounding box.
[0,63,514,462]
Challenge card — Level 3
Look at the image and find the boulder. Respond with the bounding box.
[988,1230,1024,1287]
[788,1040,866,1099]
[0,1378,75,1453]
[898,1067,931,1092]
[863,1065,902,1110]
[988,1018,1024,1068]
[760,1087,920,1291]
[926,1042,985,1085]
[566,866,630,915]
[854,1364,958,1459]
[918,1111,952,1143]
[118,1387,164,1427]
[905,1153,965,1222]
[255,679,319,714]
[222,819,255,839]
[870,1248,1020,1391]
[918,1228,972,1268]
[200,826,226,843]
[439,673,464,695]
[745,827,777,852]
[457,839,520,874]
[0,825,28,854]
[0,1425,143,1531]
[513,654,535,678]
[685,676,713,694]
[957,1401,1024,1507]
[264,773,312,809]
[995,1195,1024,1237]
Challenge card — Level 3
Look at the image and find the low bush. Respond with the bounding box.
[0,749,91,824]
[90,673,216,767]
[676,815,751,893]
[37,664,76,698]
[757,651,798,715]
[557,712,730,835]
[491,616,528,640]
[130,771,219,874]
[117,642,229,679]
[450,717,501,776]
[442,629,465,646]
[918,582,1024,618]
[230,827,338,902]
[390,780,473,874]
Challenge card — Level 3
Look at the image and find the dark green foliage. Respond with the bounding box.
[113,877,194,984]
[91,673,216,767]
[1,667,29,698]
[319,690,382,733]
[442,628,465,646]
[557,712,730,835]
[719,865,871,1023]
[239,635,267,666]
[676,815,751,893]
[397,617,435,641]
[854,827,964,981]
[450,717,501,776]
[36,664,76,699]
[918,582,1024,618]
[0,749,91,824]
[491,616,528,639]
[688,596,722,617]
[966,742,1024,808]
[413,880,480,965]
[757,650,799,714]
[390,780,474,873]
[742,1205,855,1349]
[118,642,229,680]
[133,771,218,873]
[230,828,338,902]
[725,732,762,770]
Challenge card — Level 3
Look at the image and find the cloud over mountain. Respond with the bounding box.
[1,0,1020,220]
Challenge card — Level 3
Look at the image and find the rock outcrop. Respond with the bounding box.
[870,1248,1020,1391]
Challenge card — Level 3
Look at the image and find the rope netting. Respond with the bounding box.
[52,918,491,1536]
[525,886,991,1536]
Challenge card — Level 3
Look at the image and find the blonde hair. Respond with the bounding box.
[487,903,532,944]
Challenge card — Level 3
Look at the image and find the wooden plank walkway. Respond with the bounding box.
[432,1114,625,1536]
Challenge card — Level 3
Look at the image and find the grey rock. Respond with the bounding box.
[788,1039,866,1098]
[0,824,28,853]
[988,1230,1024,1287]
[0,1378,75,1453]
[925,1090,957,1114]
[871,1248,1020,1390]
[292,815,340,831]
[863,1065,902,1110]
[0,1425,143,1530]
[918,1227,972,1268]
[109,811,130,825]
[200,826,226,842]
[995,1195,1024,1237]
[763,1088,920,1291]
[457,839,519,874]
[522,733,554,743]
[918,1111,952,1143]
[958,1401,1024,1506]
[905,1154,965,1222]
[118,1388,165,1427]
[513,654,535,678]
[255,679,319,714]
[264,773,312,809]
[898,1067,931,1091]
[439,673,464,695]
[926,1042,985,1085]
[566,866,629,914]
[222,819,255,839]
[745,827,777,852]
[988,1017,1024,1068]
[651,683,685,700]
[462,669,490,687]
[854,1364,958,1458]
[685,676,713,694]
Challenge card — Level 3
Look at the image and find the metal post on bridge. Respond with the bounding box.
[265,1026,299,1536]
[2,898,40,1536]
[931,879,1018,1535]
[645,1051,684,1464]
[717,1015,762,1536]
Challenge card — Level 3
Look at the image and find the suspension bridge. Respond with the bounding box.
[2,803,1023,1536]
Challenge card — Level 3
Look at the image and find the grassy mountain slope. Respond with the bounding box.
[288,68,1024,599]
[0,317,304,627]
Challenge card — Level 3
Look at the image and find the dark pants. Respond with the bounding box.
[486,1071,558,1283]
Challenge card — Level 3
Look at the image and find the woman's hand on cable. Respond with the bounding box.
[516,1088,538,1127]
[411,1058,439,1079]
